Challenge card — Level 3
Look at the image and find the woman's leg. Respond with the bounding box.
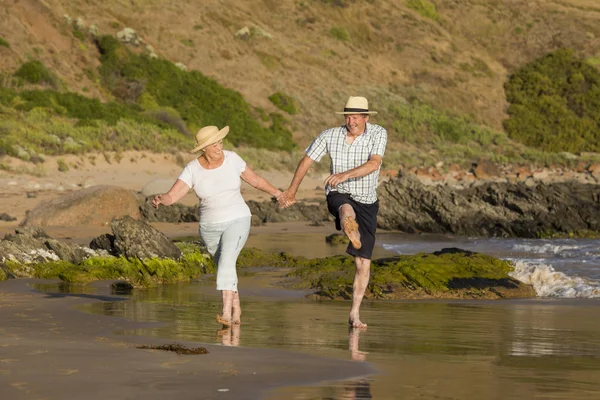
[212,217,251,324]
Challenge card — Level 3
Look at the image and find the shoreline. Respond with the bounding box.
[0,278,374,399]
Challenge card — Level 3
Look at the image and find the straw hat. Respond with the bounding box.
[335,96,378,115]
[189,125,229,153]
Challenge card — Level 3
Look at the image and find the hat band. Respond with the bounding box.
[344,107,369,113]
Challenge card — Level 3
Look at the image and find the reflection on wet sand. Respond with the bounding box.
[217,324,241,347]
[69,276,600,400]
[344,328,372,400]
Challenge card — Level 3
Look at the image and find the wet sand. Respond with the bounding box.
[0,221,389,399]
[0,278,373,400]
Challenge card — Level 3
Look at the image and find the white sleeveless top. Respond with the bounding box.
[177,150,251,224]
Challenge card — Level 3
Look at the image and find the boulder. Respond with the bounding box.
[140,179,176,197]
[110,216,182,260]
[21,185,141,227]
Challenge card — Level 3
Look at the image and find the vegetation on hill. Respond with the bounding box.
[2,0,600,173]
[504,49,600,153]
[96,36,295,151]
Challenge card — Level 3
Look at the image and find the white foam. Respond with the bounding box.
[510,261,600,298]
[513,243,580,255]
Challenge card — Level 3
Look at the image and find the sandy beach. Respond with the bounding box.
[0,151,380,399]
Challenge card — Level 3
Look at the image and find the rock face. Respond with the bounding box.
[377,171,600,237]
[0,227,94,264]
[139,196,331,225]
[109,216,182,260]
[21,185,141,227]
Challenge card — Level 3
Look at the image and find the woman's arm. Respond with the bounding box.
[240,166,282,199]
[151,179,190,208]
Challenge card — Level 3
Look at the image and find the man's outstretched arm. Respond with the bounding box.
[279,154,314,208]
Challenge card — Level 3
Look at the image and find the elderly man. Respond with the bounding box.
[280,96,388,328]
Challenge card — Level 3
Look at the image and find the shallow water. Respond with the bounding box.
[53,274,600,400]
[34,232,600,399]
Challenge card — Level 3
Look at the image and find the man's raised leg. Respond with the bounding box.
[339,204,361,249]
[349,256,370,328]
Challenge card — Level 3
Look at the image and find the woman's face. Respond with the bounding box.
[203,140,224,158]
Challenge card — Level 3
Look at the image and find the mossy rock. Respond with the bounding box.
[287,248,535,300]
[2,245,213,288]
[325,233,349,245]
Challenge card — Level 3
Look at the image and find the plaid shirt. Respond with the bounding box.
[306,122,387,204]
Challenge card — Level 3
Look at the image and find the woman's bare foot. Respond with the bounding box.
[216,314,231,327]
[342,216,362,249]
[232,306,242,325]
[232,293,242,325]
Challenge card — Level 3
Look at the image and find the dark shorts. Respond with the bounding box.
[326,191,379,260]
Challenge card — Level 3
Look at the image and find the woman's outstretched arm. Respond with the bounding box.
[152,179,190,208]
[240,166,282,199]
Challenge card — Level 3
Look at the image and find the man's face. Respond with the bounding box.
[345,114,369,135]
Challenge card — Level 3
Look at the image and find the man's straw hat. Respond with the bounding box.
[335,96,378,115]
[190,125,229,153]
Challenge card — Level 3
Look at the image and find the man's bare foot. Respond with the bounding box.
[342,216,362,249]
[216,314,231,327]
[349,313,367,329]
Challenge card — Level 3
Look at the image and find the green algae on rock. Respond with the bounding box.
[1,242,213,287]
[287,248,535,300]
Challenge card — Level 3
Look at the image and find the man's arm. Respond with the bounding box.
[279,154,315,208]
[324,154,382,188]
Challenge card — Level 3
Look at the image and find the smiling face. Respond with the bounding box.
[202,140,224,159]
[345,114,369,136]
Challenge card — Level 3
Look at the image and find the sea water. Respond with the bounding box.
[71,232,600,399]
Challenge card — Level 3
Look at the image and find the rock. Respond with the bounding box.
[0,213,17,222]
[377,171,600,238]
[0,226,94,264]
[90,234,116,254]
[110,216,182,260]
[45,239,90,264]
[140,179,177,197]
[21,185,141,227]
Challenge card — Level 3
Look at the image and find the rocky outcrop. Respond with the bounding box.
[0,226,96,264]
[139,196,331,226]
[108,216,182,260]
[21,185,141,227]
[377,171,600,237]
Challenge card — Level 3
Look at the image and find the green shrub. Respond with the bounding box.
[406,0,440,21]
[13,60,59,89]
[0,37,9,48]
[504,48,600,153]
[95,35,295,151]
[329,26,351,42]
[57,158,69,172]
[268,92,298,115]
[387,101,503,146]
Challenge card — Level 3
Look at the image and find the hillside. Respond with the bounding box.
[1,0,600,168]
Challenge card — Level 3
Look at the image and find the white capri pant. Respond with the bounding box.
[199,216,251,292]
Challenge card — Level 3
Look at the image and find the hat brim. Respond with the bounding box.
[189,126,230,153]
[335,111,378,115]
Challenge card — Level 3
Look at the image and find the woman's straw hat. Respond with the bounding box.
[335,96,378,115]
[190,125,229,153]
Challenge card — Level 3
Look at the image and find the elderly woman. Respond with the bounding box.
[152,125,281,326]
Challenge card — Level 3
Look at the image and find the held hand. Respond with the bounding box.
[324,172,349,188]
[278,190,297,209]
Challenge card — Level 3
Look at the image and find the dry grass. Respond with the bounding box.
[1,0,599,161]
